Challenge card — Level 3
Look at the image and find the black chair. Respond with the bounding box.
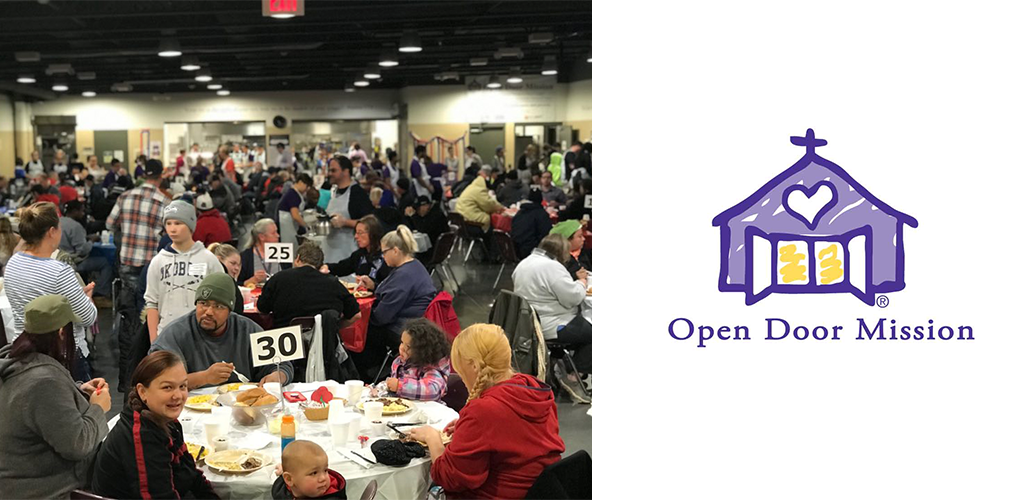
[426,232,460,294]
[524,450,592,499]
[441,372,469,412]
[547,339,590,402]
[359,479,378,500]
[491,230,519,290]
[447,211,487,263]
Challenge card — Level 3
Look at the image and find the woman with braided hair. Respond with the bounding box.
[408,324,564,499]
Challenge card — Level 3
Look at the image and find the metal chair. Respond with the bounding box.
[524,451,592,499]
[426,232,460,294]
[71,490,115,500]
[360,479,378,500]
[447,211,487,263]
[546,339,590,401]
[491,230,520,290]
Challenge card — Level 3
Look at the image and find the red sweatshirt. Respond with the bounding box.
[193,209,232,246]
[431,374,565,499]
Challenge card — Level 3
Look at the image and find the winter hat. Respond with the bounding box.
[196,193,215,211]
[163,199,197,232]
[194,273,236,310]
[24,295,81,334]
[550,220,582,239]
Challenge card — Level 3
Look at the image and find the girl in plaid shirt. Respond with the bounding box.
[386,318,451,401]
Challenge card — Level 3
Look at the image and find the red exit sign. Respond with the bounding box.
[263,0,304,17]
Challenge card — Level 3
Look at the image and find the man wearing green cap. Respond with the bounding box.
[150,273,292,388]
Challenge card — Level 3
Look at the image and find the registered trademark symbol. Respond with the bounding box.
[876,295,889,308]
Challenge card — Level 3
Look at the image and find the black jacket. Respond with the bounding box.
[558,193,591,222]
[257,266,360,329]
[327,247,392,285]
[93,405,218,499]
[566,249,592,275]
[403,206,448,248]
[272,469,347,499]
[511,202,553,260]
[496,179,529,207]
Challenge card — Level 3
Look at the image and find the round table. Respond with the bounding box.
[108,383,458,500]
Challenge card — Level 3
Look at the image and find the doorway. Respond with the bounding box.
[469,125,505,171]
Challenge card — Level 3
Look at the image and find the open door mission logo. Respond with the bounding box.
[712,129,918,306]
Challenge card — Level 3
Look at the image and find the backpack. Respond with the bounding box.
[423,291,461,343]
[488,290,548,380]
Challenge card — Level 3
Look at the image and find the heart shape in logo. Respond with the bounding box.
[782,181,838,230]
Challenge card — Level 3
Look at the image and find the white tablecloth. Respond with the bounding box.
[108,382,458,500]
[412,232,432,253]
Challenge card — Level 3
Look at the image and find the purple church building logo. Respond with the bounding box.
[712,129,918,305]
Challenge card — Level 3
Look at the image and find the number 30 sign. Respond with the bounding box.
[264,242,294,264]
[250,326,305,367]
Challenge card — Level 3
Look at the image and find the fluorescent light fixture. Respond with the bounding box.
[399,31,422,53]
[344,84,355,92]
[17,75,35,84]
[181,56,201,71]
[271,13,295,19]
[15,51,40,62]
[157,39,182,57]
[470,58,488,67]
[82,91,96,97]
[486,75,502,89]
[541,55,558,75]
[217,89,231,96]
[195,69,213,82]
[52,82,69,92]
[207,83,223,90]
[379,52,399,67]
[528,32,554,44]
[354,79,370,87]
[506,69,523,84]
[364,67,381,79]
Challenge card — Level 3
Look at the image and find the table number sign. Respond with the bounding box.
[264,242,294,264]
[250,326,304,367]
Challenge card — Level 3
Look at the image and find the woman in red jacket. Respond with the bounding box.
[409,324,565,499]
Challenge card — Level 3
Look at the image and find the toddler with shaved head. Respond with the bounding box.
[272,440,347,499]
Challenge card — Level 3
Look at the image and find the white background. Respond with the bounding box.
[597,1,1023,498]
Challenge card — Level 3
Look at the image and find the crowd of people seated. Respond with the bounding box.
[0,137,592,499]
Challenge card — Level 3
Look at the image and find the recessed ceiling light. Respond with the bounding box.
[17,75,35,84]
[271,13,295,19]
[217,89,230,96]
[344,84,355,92]
[486,75,502,89]
[379,52,399,67]
[207,83,223,90]
[181,56,201,71]
[364,67,381,79]
[195,69,212,82]
[470,58,488,67]
[399,31,422,53]
[354,79,370,87]
[82,91,96,97]
[52,83,69,92]
[157,39,182,57]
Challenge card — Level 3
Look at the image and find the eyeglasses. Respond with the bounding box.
[196,300,230,312]
[382,247,396,254]
[355,229,368,236]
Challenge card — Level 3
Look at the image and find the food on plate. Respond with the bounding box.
[361,397,410,413]
[340,280,357,290]
[184,394,220,410]
[235,387,278,407]
[207,456,262,472]
[587,287,592,296]
[353,290,373,299]
[186,442,209,461]
[402,429,453,447]
[244,283,257,289]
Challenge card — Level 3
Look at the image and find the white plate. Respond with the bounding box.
[204,450,274,475]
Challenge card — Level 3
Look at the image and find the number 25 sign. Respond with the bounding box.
[250,326,305,367]
[264,242,294,264]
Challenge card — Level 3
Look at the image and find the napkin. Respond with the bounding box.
[232,431,274,451]
[335,448,377,469]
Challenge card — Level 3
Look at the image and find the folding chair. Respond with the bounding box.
[447,211,487,263]
[426,232,460,294]
[491,230,520,290]
[524,451,593,499]
[360,479,378,500]
[71,490,115,500]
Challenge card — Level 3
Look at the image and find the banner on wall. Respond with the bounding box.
[408,132,467,167]
[463,76,558,123]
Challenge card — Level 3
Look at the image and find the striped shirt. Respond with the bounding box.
[4,252,98,356]
[390,356,451,402]
[106,183,170,267]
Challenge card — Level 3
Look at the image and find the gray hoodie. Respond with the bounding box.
[144,240,224,336]
[0,345,108,498]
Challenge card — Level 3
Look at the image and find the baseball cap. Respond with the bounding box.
[23,295,81,334]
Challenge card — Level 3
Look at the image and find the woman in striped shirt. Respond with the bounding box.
[5,202,98,381]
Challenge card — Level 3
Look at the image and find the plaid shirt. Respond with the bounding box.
[390,356,451,402]
[106,183,170,267]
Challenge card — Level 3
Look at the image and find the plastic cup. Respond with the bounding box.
[263,382,282,397]
[204,421,225,447]
[370,420,386,437]
[345,380,363,405]
[179,416,195,435]
[346,414,362,442]
[330,420,351,447]
[363,401,384,422]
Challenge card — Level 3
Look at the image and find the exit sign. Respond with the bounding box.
[263,0,304,17]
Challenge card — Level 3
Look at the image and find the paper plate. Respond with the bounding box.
[204,449,273,475]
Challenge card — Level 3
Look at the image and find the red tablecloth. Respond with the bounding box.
[243,293,375,353]
[492,212,592,250]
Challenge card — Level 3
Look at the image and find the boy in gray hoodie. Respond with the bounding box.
[145,200,223,341]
